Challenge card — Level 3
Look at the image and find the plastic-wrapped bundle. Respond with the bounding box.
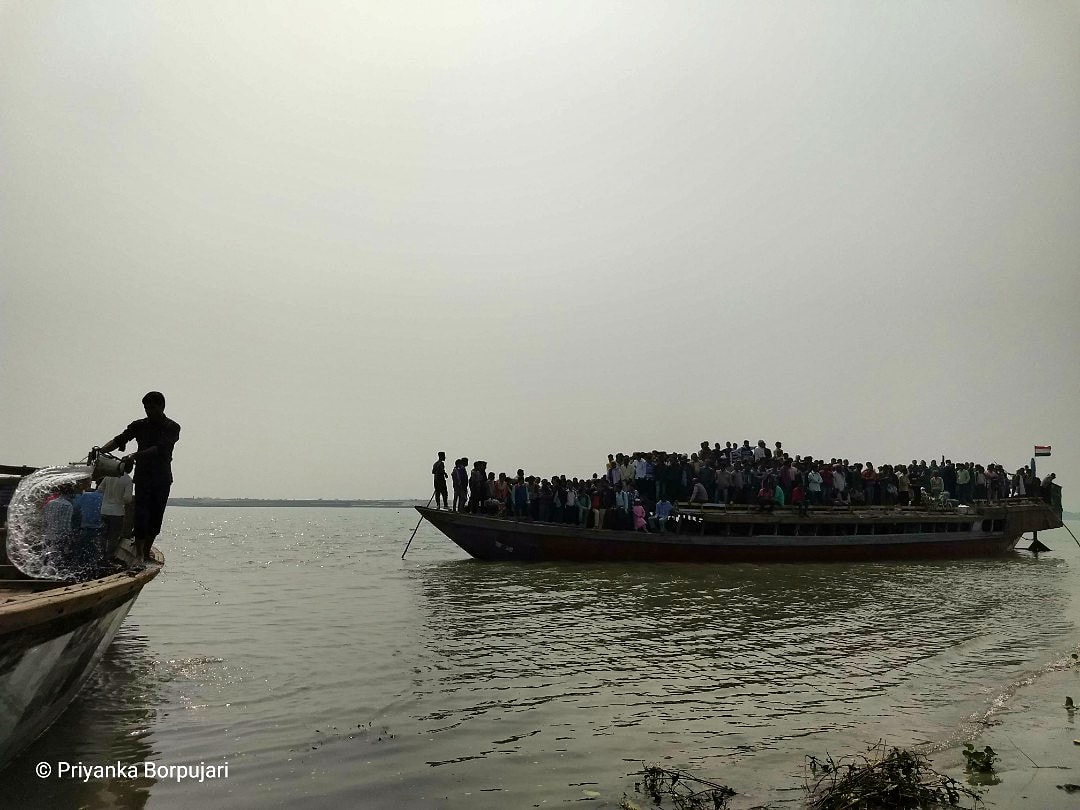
[6,465,98,581]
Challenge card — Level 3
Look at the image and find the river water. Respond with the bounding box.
[7,509,1080,808]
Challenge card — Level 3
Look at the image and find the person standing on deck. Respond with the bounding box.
[452,458,468,511]
[432,451,449,510]
[897,468,911,506]
[831,465,846,498]
[513,474,530,520]
[98,458,133,556]
[955,463,972,504]
[95,391,180,563]
[806,466,823,505]
[929,471,945,500]
[468,461,486,514]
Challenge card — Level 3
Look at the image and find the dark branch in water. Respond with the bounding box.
[623,763,736,810]
[805,742,983,809]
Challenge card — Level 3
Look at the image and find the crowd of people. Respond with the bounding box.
[431,440,1058,532]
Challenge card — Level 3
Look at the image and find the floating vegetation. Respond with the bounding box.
[622,763,736,810]
[961,744,997,774]
[805,742,983,809]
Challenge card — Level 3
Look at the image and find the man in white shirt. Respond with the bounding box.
[807,468,823,505]
[99,462,134,555]
[831,467,847,494]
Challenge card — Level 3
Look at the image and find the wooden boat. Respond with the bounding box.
[0,466,163,769]
[416,495,1063,563]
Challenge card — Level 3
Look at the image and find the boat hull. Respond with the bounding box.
[0,554,162,769]
[416,507,1049,563]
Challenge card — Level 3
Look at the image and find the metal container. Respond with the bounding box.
[89,451,124,478]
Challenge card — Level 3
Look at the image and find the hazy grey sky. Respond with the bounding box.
[2,1,1078,501]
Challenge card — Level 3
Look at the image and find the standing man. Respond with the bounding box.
[468,461,486,514]
[95,391,180,563]
[432,451,449,510]
[98,458,134,557]
[452,458,469,512]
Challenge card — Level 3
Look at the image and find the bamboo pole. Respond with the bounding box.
[401,492,436,559]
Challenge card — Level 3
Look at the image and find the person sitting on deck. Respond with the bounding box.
[756,484,775,514]
[929,472,944,500]
[792,484,809,517]
[43,482,78,547]
[576,489,591,527]
[1039,473,1055,503]
[632,499,648,532]
[652,497,673,533]
[493,473,510,515]
[688,478,708,504]
[72,479,105,566]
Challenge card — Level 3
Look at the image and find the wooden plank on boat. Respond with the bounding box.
[0,465,37,476]
[0,551,163,635]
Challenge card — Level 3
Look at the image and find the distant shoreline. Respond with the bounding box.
[168,498,425,508]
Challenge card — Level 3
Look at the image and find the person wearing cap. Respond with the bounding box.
[95,391,181,563]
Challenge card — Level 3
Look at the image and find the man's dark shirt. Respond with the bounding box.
[115,415,181,486]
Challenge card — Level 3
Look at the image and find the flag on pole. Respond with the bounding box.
[1034,445,1052,457]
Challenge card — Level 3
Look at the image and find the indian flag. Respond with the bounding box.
[1034,445,1052,457]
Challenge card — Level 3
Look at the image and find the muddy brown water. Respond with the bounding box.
[6,509,1079,808]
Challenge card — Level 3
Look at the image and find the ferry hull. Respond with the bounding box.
[416,507,1047,564]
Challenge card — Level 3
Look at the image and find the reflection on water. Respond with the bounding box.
[407,554,1073,798]
[5,629,162,808]
[3,510,1078,809]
